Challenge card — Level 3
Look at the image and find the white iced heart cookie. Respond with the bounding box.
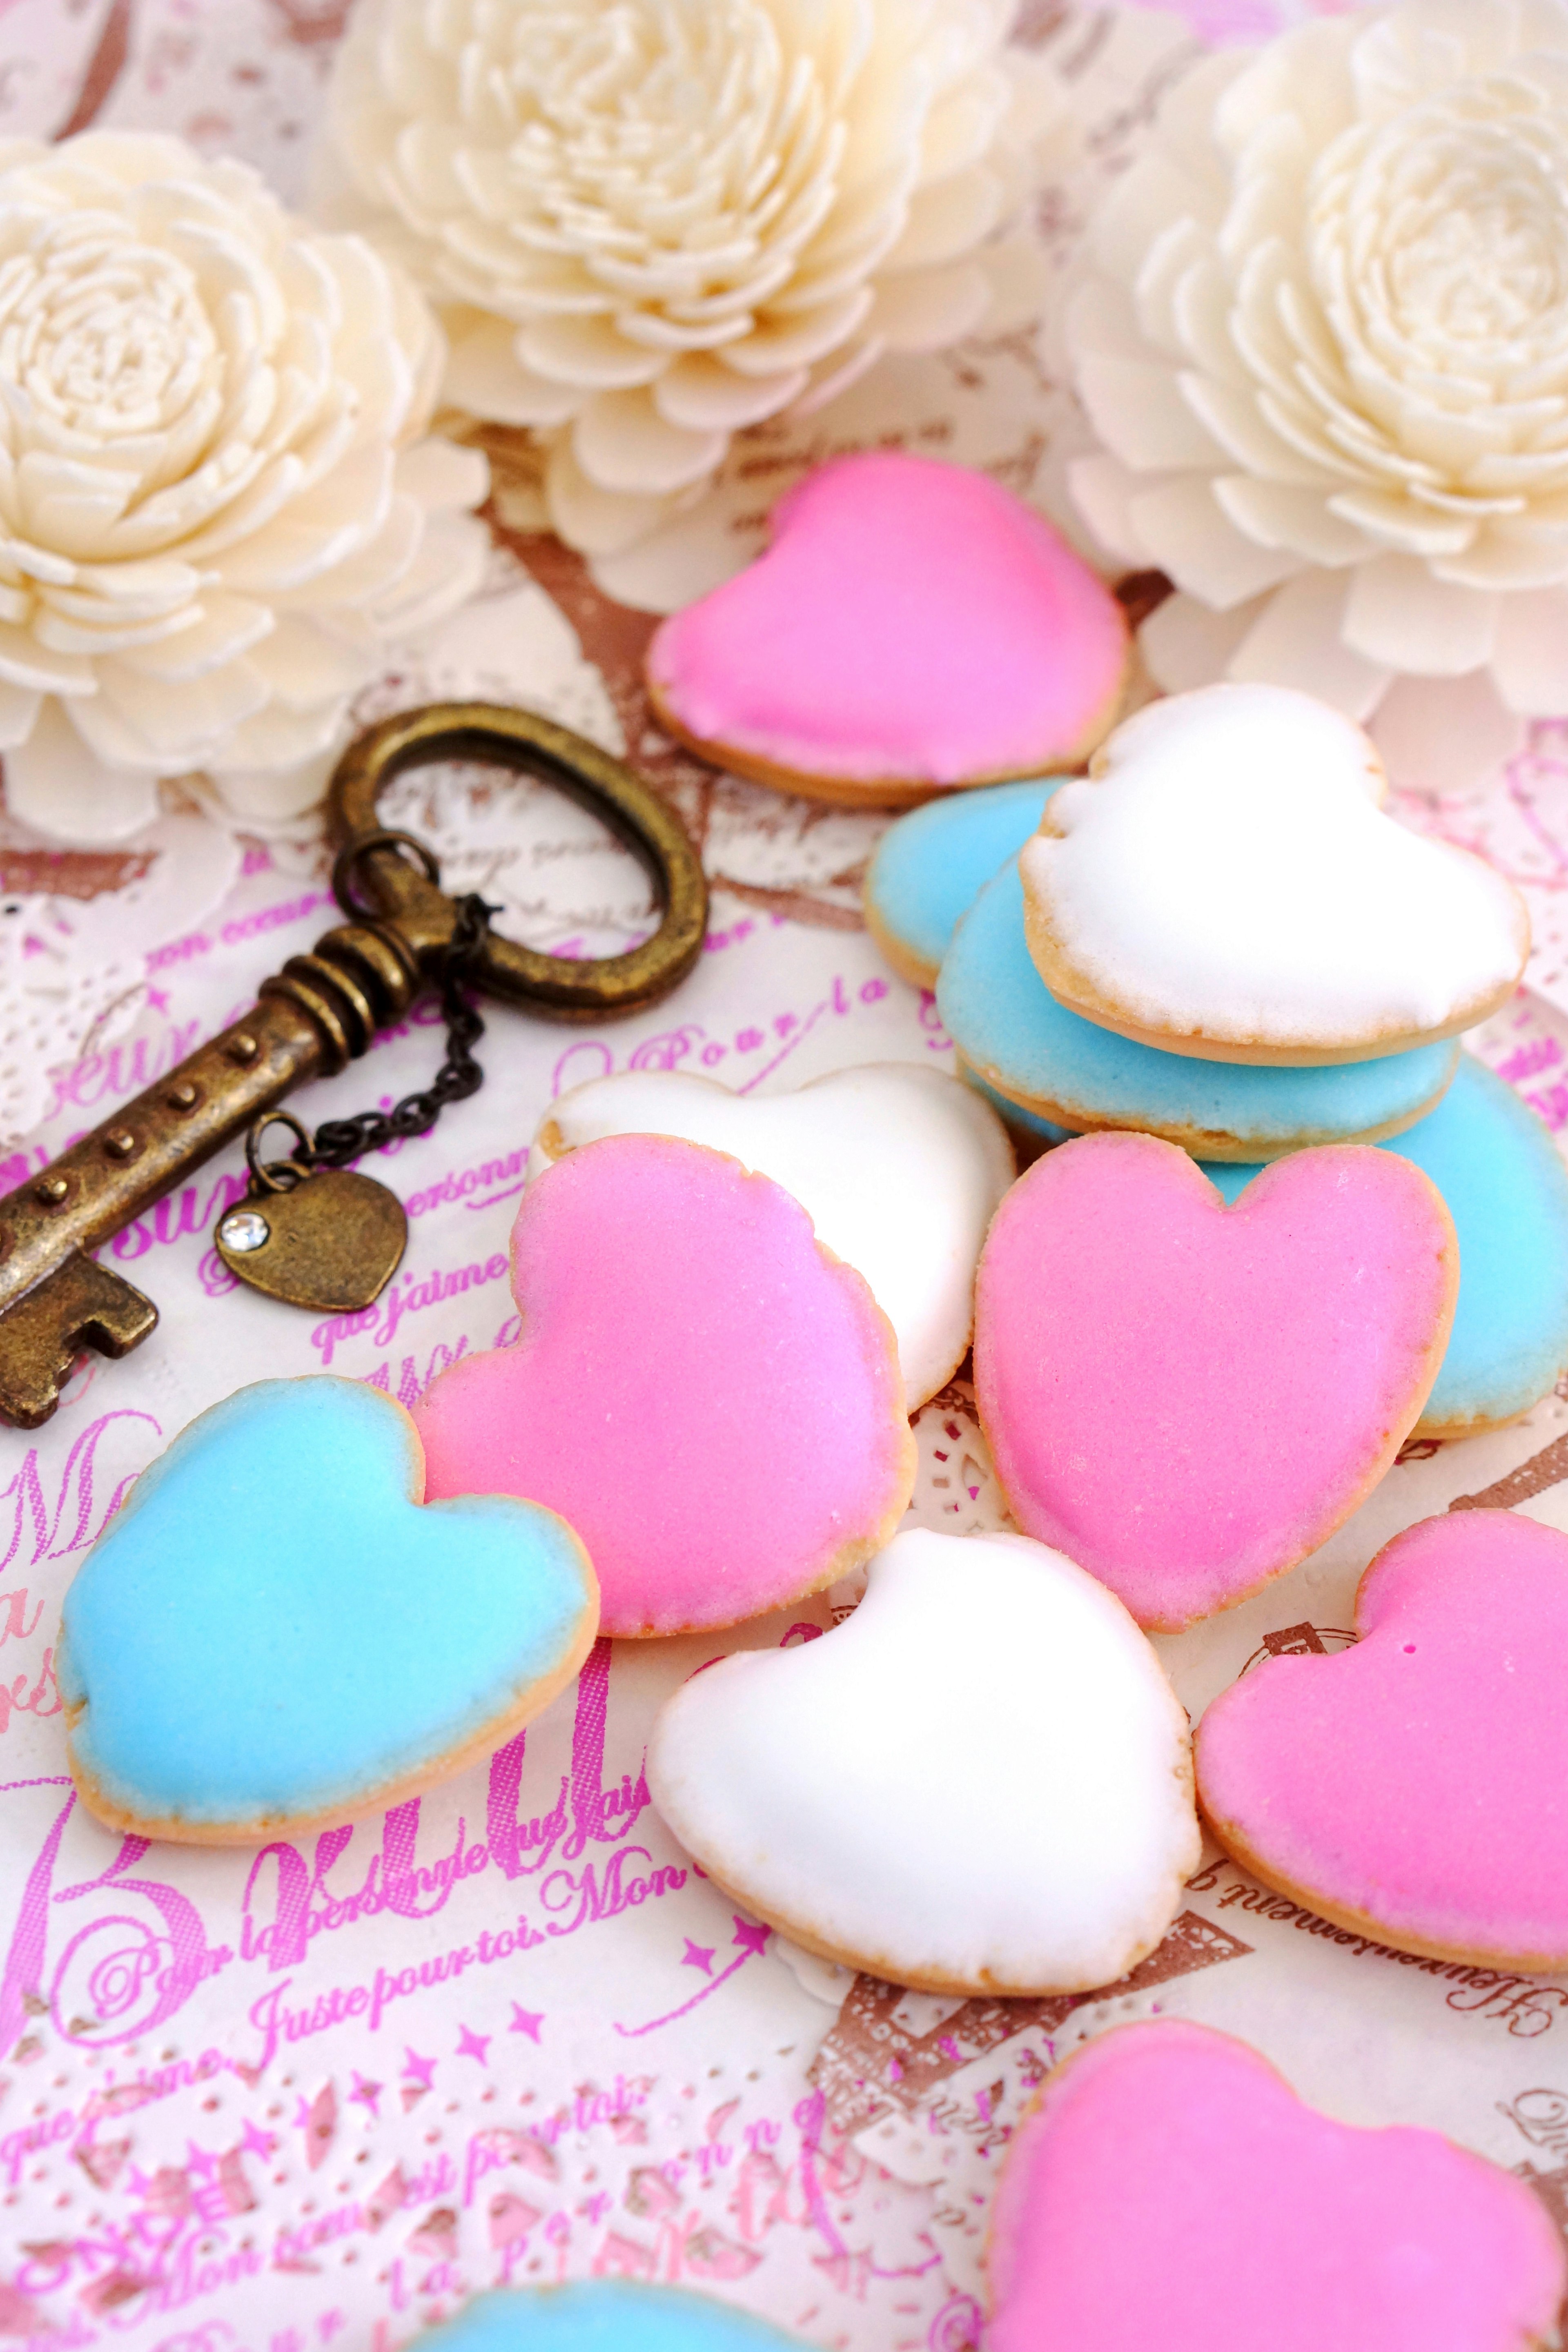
[530,1065,1013,1408]
[646,1527,1200,1995]
[1020,684,1529,1067]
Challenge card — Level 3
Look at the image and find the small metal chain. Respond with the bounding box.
[308,893,501,1168]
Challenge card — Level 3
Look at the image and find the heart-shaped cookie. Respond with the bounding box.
[987,2020,1565,2352]
[647,1528,1199,1995]
[644,452,1128,806]
[529,1065,1013,1408]
[939,860,1460,1158]
[864,776,1062,987]
[973,1133,1457,1630]
[1020,683,1529,1065]
[1197,1510,1568,1969]
[57,1377,597,1844]
[419,2284,808,2349]
[414,1134,915,1638]
[1205,1055,1568,1439]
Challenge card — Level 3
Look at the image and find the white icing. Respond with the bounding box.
[529,1064,1013,1408]
[1020,683,1528,1051]
[645,1528,1200,1993]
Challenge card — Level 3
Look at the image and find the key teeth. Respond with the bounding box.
[0,1254,158,1430]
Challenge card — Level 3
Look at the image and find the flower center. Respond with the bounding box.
[466,0,815,295]
[0,215,216,442]
[1374,113,1568,355]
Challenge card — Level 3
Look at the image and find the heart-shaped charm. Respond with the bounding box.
[215,1167,407,1312]
[58,1376,598,1842]
[1204,1054,1568,1438]
[973,1132,1457,1629]
[648,1528,1198,1995]
[413,1134,914,1637]
[1020,683,1529,1064]
[529,1065,1013,1407]
[864,776,1062,987]
[987,2020,1565,2352]
[417,2283,810,2350]
[939,860,1460,1158]
[644,452,1129,805]
[1197,1510,1568,1969]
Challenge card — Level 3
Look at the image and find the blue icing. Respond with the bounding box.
[418,2285,806,2349]
[865,778,1065,980]
[59,1377,594,1829]
[937,860,1460,1156]
[1202,1055,1568,1430]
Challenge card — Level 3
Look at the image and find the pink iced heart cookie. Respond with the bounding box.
[973,1133,1456,1630]
[413,1134,915,1637]
[1197,1510,1568,1969]
[987,2020,1565,2352]
[644,452,1127,807]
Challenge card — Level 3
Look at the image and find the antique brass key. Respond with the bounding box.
[0,702,708,1429]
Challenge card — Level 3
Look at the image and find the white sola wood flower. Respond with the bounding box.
[0,132,488,842]
[326,0,1062,557]
[1067,0,1568,791]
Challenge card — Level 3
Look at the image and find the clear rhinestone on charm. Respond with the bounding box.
[220,1209,271,1253]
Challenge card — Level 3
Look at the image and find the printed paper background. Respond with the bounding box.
[8,7,1568,2352]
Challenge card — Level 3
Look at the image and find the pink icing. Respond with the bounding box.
[644,452,1127,785]
[1197,1510,1568,1963]
[412,1134,911,1638]
[971,1133,1455,1628]
[988,2020,1565,2352]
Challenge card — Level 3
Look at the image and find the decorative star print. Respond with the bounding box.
[682,1940,716,1975]
[184,2140,219,2182]
[731,1917,771,1957]
[291,2096,316,2132]
[509,2005,544,2042]
[349,2071,382,2115]
[402,2047,437,2091]
[238,2119,274,2162]
[455,2024,490,2065]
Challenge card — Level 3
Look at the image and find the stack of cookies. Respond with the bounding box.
[871,678,1568,1445]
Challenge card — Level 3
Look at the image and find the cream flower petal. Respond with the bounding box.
[1491,586,1568,713]
[1130,476,1306,610]
[445,321,582,426]
[1368,668,1526,795]
[572,393,728,497]
[545,438,686,558]
[1078,357,1225,473]
[1067,454,1155,572]
[368,506,490,637]
[6,698,155,843]
[653,355,810,432]
[206,740,347,826]
[1215,477,1374,566]
[866,259,991,351]
[1227,570,1394,718]
[1342,554,1499,674]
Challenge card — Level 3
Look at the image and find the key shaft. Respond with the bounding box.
[0,917,422,1428]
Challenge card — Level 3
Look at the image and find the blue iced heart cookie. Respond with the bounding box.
[58,1377,598,1843]
[864,776,1065,987]
[937,860,1460,1160]
[417,2285,807,2349]
[1203,1054,1568,1437]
